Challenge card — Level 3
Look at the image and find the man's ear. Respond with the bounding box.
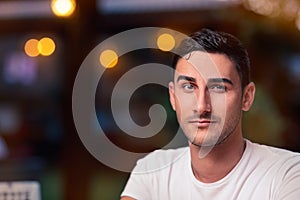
[242,82,256,111]
[169,81,176,111]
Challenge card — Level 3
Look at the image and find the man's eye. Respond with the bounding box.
[208,85,226,92]
[182,83,196,92]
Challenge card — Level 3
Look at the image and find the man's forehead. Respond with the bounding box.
[175,51,235,79]
[182,51,213,62]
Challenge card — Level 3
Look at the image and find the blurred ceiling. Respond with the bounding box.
[0,0,241,20]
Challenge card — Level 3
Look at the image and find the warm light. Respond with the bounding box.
[24,39,39,57]
[281,0,300,21]
[296,13,300,31]
[244,0,300,31]
[51,0,76,17]
[38,37,56,56]
[245,0,280,17]
[99,50,118,68]
[157,33,175,52]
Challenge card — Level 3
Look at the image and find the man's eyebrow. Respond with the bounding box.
[176,75,196,83]
[208,78,233,85]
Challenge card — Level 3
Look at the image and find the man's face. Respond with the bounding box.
[169,51,247,147]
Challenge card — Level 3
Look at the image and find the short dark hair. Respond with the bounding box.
[173,28,251,89]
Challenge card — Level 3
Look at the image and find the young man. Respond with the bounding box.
[120,29,300,199]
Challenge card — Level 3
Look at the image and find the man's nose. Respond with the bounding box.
[194,89,211,114]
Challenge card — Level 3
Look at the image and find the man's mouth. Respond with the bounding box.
[189,119,218,128]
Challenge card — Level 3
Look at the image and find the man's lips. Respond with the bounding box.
[189,119,218,128]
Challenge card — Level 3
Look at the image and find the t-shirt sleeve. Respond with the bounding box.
[275,155,300,200]
[120,148,186,199]
[120,159,152,200]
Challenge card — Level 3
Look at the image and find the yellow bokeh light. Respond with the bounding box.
[245,0,280,17]
[38,37,56,56]
[157,33,175,52]
[51,0,76,17]
[99,50,118,69]
[24,39,39,57]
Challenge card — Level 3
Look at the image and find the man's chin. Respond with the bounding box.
[190,139,220,148]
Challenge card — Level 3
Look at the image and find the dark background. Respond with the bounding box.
[0,0,300,199]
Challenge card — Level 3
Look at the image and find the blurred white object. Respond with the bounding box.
[0,181,40,200]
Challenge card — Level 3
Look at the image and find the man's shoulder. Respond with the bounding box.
[133,146,189,174]
[247,139,300,162]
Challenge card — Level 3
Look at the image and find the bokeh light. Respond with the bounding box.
[24,39,39,57]
[244,0,280,17]
[281,0,300,21]
[38,37,56,56]
[99,50,118,69]
[51,0,76,17]
[157,33,175,52]
[243,0,300,20]
[296,12,300,31]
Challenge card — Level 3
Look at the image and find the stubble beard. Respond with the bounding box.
[186,109,242,148]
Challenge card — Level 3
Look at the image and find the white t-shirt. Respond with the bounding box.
[121,140,300,200]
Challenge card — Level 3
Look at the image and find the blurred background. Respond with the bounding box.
[0,0,300,199]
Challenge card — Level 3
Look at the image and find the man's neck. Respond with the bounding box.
[189,133,246,183]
